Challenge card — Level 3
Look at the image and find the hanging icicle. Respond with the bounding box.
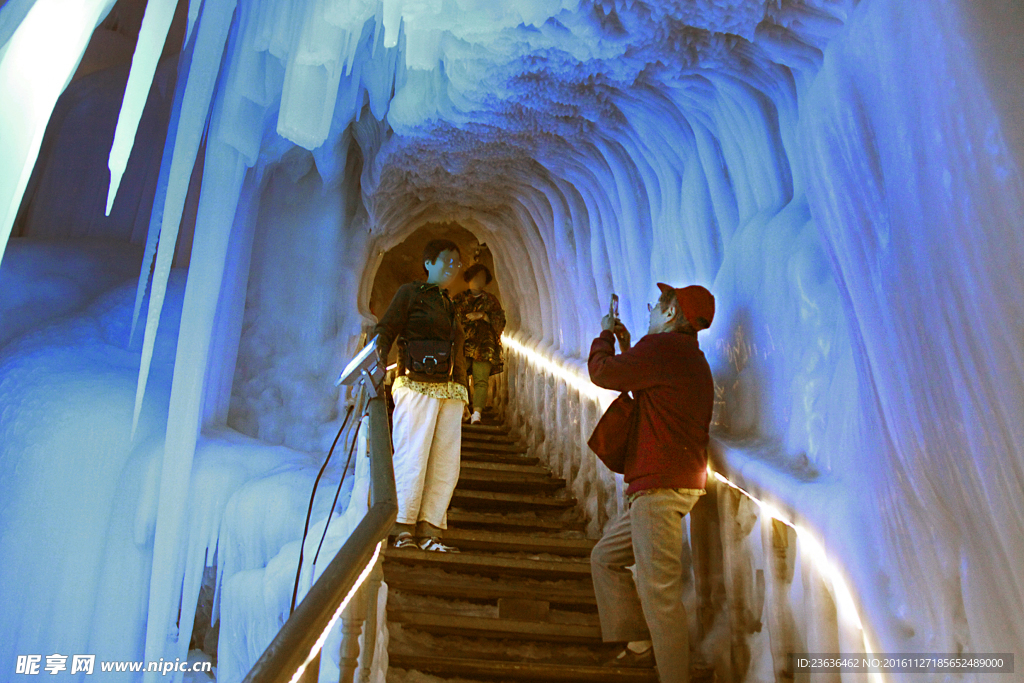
[105,0,178,215]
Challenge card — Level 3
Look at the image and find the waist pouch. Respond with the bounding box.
[405,339,453,376]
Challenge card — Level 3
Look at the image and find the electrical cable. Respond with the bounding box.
[290,403,354,614]
[311,417,363,568]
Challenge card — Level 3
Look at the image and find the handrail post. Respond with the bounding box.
[357,558,384,682]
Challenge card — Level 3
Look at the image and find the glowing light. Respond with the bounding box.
[501,334,617,409]
[711,471,880,677]
[286,541,383,683]
[507,342,879,680]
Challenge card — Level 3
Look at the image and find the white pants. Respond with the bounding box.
[391,386,464,529]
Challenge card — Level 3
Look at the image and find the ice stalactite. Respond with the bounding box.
[0,0,116,267]
[131,0,238,437]
[129,27,195,347]
[142,144,249,680]
[104,0,179,215]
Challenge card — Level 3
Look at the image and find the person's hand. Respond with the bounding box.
[613,321,631,350]
[601,314,616,332]
[467,312,486,321]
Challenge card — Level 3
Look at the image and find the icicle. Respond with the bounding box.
[130,0,237,438]
[382,0,401,48]
[105,0,177,216]
[0,0,116,268]
[129,20,198,346]
[185,0,201,45]
[137,4,242,677]
[143,139,248,683]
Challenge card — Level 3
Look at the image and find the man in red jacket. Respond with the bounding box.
[588,283,715,682]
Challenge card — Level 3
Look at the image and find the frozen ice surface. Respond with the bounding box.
[0,243,358,680]
[0,260,186,673]
[0,238,142,349]
[2,0,1024,676]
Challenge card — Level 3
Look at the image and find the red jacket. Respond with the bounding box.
[588,330,713,494]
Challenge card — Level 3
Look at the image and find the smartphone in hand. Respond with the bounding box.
[610,294,619,319]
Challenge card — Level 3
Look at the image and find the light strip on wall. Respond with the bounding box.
[710,470,880,681]
[286,541,383,683]
[501,334,617,409]
[502,337,881,682]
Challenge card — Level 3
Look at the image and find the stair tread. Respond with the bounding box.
[384,564,597,605]
[452,490,576,508]
[460,461,552,475]
[462,424,512,436]
[384,547,592,579]
[425,528,592,555]
[461,441,529,454]
[458,472,565,494]
[388,609,602,641]
[448,510,586,532]
[462,451,540,465]
[462,433,522,445]
[388,654,659,683]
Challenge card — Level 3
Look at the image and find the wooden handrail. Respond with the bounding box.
[242,396,397,683]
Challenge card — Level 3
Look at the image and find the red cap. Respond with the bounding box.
[657,283,715,330]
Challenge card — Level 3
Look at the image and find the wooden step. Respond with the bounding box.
[384,564,597,607]
[388,655,658,682]
[462,423,512,436]
[462,432,523,446]
[422,528,593,556]
[448,510,586,533]
[451,489,576,511]
[461,440,530,454]
[458,471,565,494]
[384,547,592,580]
[388,610,602,644]
[462,450,540,466]
[460,461,551,476]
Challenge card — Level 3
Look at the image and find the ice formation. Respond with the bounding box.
[1,0,1023,680]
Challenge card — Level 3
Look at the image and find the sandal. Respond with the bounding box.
[393,533,418,549]
[418,537,460,553]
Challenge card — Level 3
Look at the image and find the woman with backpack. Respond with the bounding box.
[373,239,467,552]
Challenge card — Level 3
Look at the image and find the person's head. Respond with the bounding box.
[462,263,493,291]
[423,239,462,287]
[647,283,715,336]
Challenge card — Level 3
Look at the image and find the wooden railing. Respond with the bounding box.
[242,396,396,683]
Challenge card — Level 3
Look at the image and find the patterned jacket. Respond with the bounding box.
[452,289,506,374]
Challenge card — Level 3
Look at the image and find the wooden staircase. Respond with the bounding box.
[383,416,660,683]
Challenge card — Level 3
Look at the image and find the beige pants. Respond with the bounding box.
[591,488,703,683]
[391,385,464,529]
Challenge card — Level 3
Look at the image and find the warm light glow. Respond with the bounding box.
[711,471,880,677]
[507,342,879,679]
[501,334,617,409]
[286,541,382,683]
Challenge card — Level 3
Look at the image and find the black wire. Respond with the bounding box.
[311,417,364,567]
[291,404,354,614]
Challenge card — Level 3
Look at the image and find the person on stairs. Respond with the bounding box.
[587,283,716,682]
[374,239,468,553]
[452,263,505,424]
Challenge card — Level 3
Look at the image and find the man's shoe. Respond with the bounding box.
[603,646,655,668]
[470,410,482,424]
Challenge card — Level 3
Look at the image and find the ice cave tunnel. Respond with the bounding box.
[1,0,1022,681]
